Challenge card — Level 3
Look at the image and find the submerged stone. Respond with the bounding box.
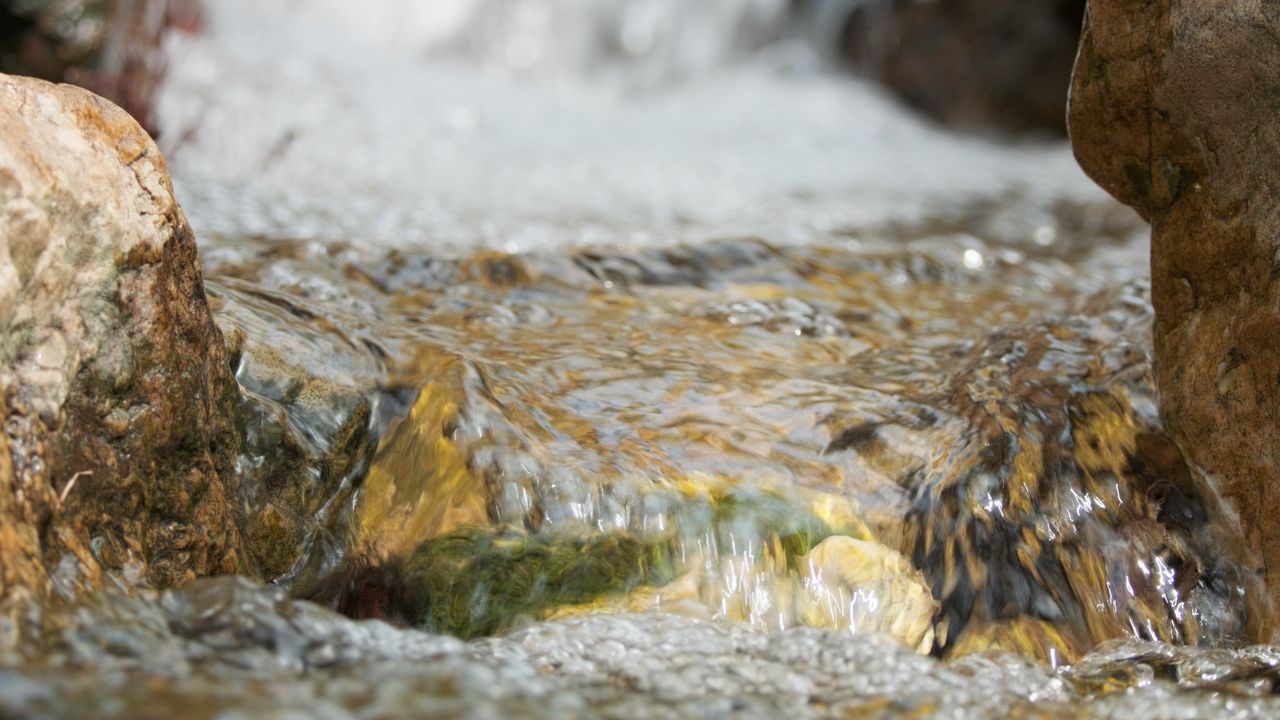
[543,533,939,653]
[212,278,387,583]
[797,535,937,652]
[327,481,882,640]
[399,527,681,639]
[269,232,1257,661]
[903,293,1262,659]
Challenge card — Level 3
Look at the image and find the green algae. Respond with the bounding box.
[400,527,682,638]
[395,486,870,638]
[706,487,866,572]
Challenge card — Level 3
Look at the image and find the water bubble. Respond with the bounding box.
[962,249,985,270]
[1034,225,1058,246]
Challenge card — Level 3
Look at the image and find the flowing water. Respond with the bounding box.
[5,1,1280,717]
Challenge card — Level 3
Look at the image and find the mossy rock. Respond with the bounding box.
[400,527,681,638]
[392,485,873,639]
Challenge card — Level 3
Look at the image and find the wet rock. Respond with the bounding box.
[901,283,1263,659]
[11,578,1280,718]
[212,280,385,583]
[796,535,936,651]
[397,527,682,639]
[0,73,241,599]
[0,1,200,133]
[836,0,1086,135]
[163,237,398,589]
[1068,1,1280,631]
[539,532,938,653]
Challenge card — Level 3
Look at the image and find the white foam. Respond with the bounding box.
[157,0,1109,256]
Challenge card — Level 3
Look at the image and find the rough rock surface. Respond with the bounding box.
[6,577,1280,718]
[838,0,1086,135]
[0,73,242,601]
[1069,1,1280,632]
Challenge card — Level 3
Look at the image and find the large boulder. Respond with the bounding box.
[0,73,242,602]
[1069,1,1280,632]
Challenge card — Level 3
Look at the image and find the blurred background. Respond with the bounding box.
[0,0,1086,136]
[0,0,1112,258]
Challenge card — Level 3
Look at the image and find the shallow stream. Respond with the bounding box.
[6,1,1280,717]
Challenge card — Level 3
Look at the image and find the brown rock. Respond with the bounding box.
[837,0,1086,135]
[1069,0,1280,635]
[0,73,242,601]
[0,0,202,133]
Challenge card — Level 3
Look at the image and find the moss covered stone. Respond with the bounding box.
[399,527,681,638]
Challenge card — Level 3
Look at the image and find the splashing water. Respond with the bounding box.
[156,0,1103,254]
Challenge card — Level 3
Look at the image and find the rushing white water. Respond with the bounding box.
[156,0,1113,256]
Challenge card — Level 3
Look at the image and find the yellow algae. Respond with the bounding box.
[357,366,489,558]
[1071,392,1138,479]
[1007,433,1044,518]
[809,493,874,543]
[947,617,1082,666]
